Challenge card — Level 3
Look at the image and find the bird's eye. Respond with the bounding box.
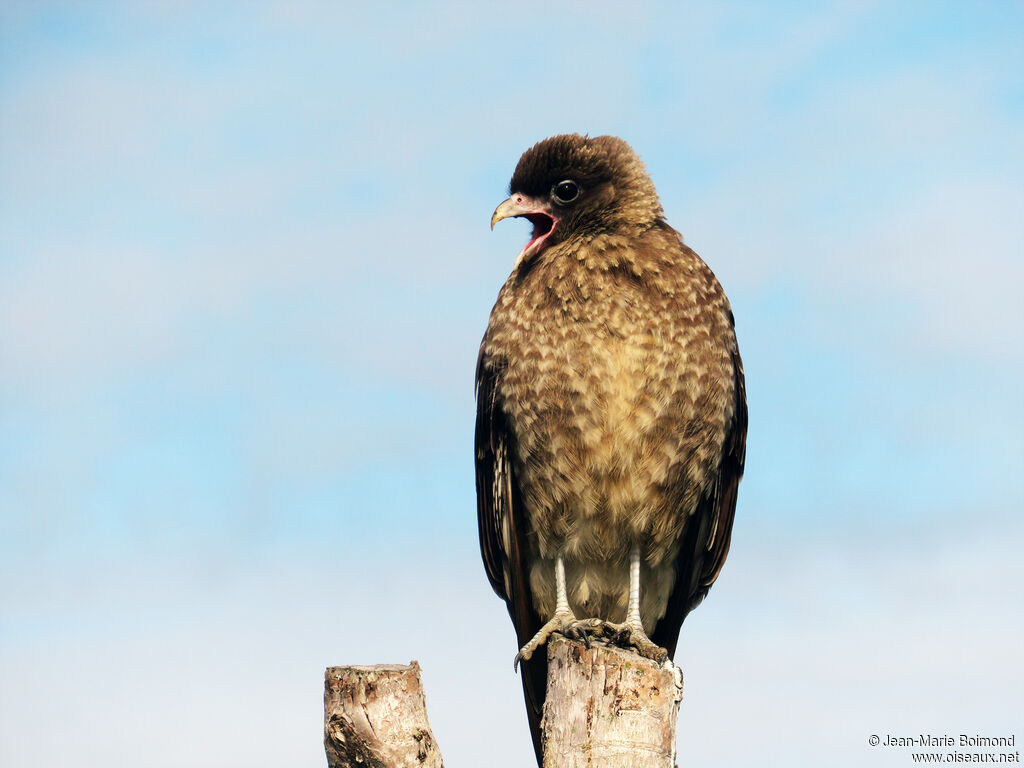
[552,180,580,204]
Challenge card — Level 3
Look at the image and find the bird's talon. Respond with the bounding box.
[601,621,668,663]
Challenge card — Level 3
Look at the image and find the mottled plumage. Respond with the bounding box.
[476,134,746,763]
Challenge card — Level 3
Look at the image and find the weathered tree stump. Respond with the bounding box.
[323,638,683,768]
[324,662,443,768]
[541,636,683,768]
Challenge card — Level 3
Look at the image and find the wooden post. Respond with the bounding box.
[541,636,684,768]
[323,638,683,768]
[324,662,443,768]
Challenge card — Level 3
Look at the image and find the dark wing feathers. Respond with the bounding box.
[652,346,747,659]
[475,348,546,763]
[474,348,508,598]
[700,350,747,588]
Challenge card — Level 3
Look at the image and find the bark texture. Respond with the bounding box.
[324,662,443,768]
[541,636,684,768]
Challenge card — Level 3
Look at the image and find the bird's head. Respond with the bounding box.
[490,134,664,265]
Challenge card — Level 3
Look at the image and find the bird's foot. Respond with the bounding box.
[601,620,669,664]
[514,613,604,670]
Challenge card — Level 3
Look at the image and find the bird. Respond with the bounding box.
[475,133,746,763]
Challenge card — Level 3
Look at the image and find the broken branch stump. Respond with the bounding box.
[541,636,684,768]
[324,662,443,768]
[323,638,683,768]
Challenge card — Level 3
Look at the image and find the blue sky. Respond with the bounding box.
[1,2,1022,766]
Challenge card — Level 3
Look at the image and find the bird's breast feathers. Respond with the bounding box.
[483,233,737,562]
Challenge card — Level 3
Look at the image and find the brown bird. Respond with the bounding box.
[476,134,746,762]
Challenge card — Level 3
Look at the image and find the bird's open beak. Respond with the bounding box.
[490,195,558,264]
[492,195,536,230]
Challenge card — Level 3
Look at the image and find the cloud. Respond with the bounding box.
[1,8,1021,763]
[2,520,1021,767]
[1,0,1021,563]
[838,179,1024,362]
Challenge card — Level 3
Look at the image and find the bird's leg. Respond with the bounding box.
[514,552,601,670]
[603,546,669,663]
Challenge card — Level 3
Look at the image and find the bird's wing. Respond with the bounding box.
[474,346,545,762]
[475,347,515,600]
[653,345,747,659]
